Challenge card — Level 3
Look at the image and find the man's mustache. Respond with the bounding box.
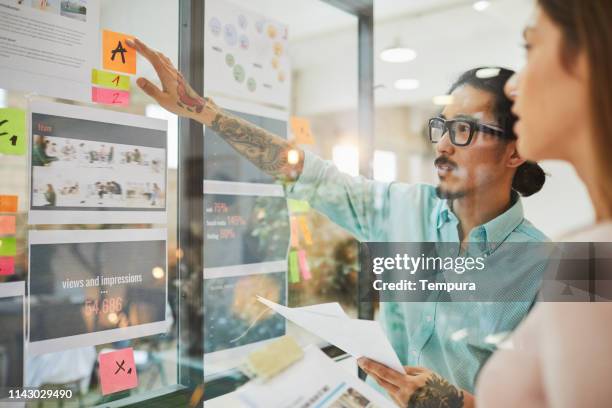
[434,156,458,169]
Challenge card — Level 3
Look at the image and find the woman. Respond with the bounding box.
[477,1,612,407]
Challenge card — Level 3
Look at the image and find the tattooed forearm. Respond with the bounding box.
[407,374,464,408]
[209,111,303,180]
[176,75,205,114]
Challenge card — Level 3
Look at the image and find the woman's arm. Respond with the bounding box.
[127,38,303,182]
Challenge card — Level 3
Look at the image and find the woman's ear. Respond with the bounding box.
[507,143,526,169]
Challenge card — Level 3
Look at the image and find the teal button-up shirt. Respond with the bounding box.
[287,151,548,394]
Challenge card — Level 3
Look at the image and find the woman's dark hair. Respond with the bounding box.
[538,0,612,214]
[449,67,545,197]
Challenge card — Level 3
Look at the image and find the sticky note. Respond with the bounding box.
[92,87,130,106]
[0,216,16,236]
[0,257,15,276]
[290,117,315,145]
[0,108,26,156]
[287,199,310,214]
[297,250,312,281]
[0,195,18,213]
[289,216,299,248]
[297,216,312,246]
[102,30,136,74]
[92,69,130,91]
[0,238,16,257]
[98,347,139,396]
[288,250,300,284]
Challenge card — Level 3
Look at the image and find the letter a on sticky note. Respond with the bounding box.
[103,30,136,74]
[0,108,26,156]
[99,347,139,395]
[0,257,14,276]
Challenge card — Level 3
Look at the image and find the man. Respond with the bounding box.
[128,38,548,408]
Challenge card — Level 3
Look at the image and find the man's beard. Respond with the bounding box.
[435,185,467,200]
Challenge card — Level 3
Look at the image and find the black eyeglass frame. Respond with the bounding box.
[428,117,508,146]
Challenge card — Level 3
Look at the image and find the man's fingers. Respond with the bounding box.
[136,77,165,101]
[404,366,426,376]
[358,358,405,386]
[128,38,172,83]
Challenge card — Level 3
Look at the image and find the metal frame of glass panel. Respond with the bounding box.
[157,0,376,404]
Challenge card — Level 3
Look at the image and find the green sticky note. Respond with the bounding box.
[288,250,300,283]
[91,69,131,91]
[287,199,310,214]
[0,108,26,156]
[0,237,16,257]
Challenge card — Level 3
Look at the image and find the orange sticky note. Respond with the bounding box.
[290,117,315,145]
[289,216,299,248]
[0,257,14,276]
[92,87,130,106]
[0,195,18,213]
[297,249,312,280]
[297,216,312,246]
[102,30,136,74]
[98,348,139,395]
[0,216,16,235]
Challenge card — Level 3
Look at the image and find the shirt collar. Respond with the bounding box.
[436,192,524,251]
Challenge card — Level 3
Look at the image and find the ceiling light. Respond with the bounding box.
[476,67,501,78]
[473,1,491,12]
[433,95,455,106]
[394,79,420,90]
[380,47,417,63]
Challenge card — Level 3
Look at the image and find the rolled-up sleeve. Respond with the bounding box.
[285,151,391,242]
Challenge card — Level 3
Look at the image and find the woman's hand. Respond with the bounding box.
[358,358,470,408]
[126,38,217,125]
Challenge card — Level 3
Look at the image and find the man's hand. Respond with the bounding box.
[358,358,469,408]
[127,38,217,125]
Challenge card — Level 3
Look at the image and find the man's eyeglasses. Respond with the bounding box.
[428,117,506,146]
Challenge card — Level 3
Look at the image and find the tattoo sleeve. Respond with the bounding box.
[407,374,464,408]
[209,110,303,181]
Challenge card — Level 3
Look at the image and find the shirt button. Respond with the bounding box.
[426,315,433,322]
[411,350,418,356]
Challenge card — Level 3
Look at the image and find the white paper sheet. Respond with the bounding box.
[0,0,100,102]
[237,345,394,408]
[258,297,404,373]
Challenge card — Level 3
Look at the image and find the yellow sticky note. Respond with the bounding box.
[287,199,310,214]
[102,30,136,74]
[290,117,315,145]
[0,108,26,156]
[288,250,300,283]
[92,69,130,91]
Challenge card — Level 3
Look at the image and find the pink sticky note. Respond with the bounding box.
[0,216,16,236]
[92,87,130,106]
[297,249,312,280]
[98,348,138,395]
[290,216,299,248]
[0,257,15,276]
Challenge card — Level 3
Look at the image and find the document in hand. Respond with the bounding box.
[237,345,395,408]
[257,296,404,373]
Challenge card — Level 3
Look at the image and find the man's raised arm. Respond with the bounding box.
[127,38,303,182]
